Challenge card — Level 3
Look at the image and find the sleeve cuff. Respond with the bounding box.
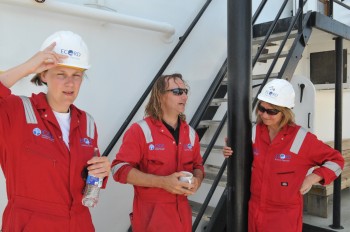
[313,168,334,185]
[113,164,133,184]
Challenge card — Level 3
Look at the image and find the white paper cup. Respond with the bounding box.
[179,171,193,184]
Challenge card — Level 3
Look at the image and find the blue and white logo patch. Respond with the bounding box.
[80,138,93,147]
[150,144,165,151]
[183,143,193,151]
[33,128,41,136]
[264,86,278,99]
[148,144,165,151]
[275,153,292,162]
[32,128,54,142]
[42,130,54,141]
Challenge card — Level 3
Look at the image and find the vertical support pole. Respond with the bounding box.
[298,0,303,33]
[330,37,344,230]
[329,0,334,18]
[227,0,252,231]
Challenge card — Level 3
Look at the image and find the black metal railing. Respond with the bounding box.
[192,0,312,230]
[192,0,350,231]
[192,159,227,231]
[191,0,290,229]
[189,61,227,129]
[328,0,350,17]
[252,0,289,67]
[334,0,350,11]
[189,0,270,131]
[252,0,308,108]
[252,0,268,25]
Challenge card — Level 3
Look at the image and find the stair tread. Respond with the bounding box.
[189,200,216,221]
[256,50,288,61]
[201,144,224,150]
[203,163,227,187]
[199,120,221,125]
[221,73,279,85]
[210,98,227,106]
[252,30,298,45]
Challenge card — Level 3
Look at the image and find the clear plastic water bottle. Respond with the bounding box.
[82,148,103,207]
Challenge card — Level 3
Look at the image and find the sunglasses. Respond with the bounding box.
[166,88,188,96]
[257,104,280,115]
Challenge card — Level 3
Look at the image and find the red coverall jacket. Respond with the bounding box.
[112,117,204,232]
[249,123,344,232]
[0,83,102,232]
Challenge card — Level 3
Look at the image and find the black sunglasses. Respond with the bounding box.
[166,88,188,96]
[257,104,280,115]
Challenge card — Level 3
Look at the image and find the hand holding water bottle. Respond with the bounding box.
[82,148,111,207]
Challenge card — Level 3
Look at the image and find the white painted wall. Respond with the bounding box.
[1,0,349,231]
[294,30,350,142]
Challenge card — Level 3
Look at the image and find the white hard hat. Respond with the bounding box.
[40,31,90,70]
[257,79,295,108]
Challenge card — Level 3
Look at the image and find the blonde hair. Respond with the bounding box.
[256,101,295,130]
[145,73,188,121]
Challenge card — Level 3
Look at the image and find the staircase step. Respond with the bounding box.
[252,30,298,45]
[210,98,227,106]
[251,73,279,80]
[197,120,221,129]
[203,164,227,187]
[201,144,224,151]
[221,73,279,85]
[256,50,288,62]
[189,200,216,222]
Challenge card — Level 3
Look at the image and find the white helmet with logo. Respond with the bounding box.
[257,79,295,108]
[40,31,90,70]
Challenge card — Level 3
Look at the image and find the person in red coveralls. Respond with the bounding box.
[112,73,204,232]
[222,79,344,232]
[0,31,110,232]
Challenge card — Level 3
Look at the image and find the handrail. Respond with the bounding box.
[190,0,271,130]
[252,0,268,25]
[102,0,214,156]
[334,0,350,10]
[192,159,227,231]
[252,0,308,108]
[194,1,308,225]
[193,0,347,230]
[1,0,175,39]
[189,60,227,129]
[202,113,227,164]
[252,0,289,67]
[190,0,272,226]
[298,0,304,33]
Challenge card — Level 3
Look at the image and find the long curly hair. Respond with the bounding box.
[145,73,188,121]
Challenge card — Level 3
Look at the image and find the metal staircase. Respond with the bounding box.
[189,1,314,231]
[190,0,350,229]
